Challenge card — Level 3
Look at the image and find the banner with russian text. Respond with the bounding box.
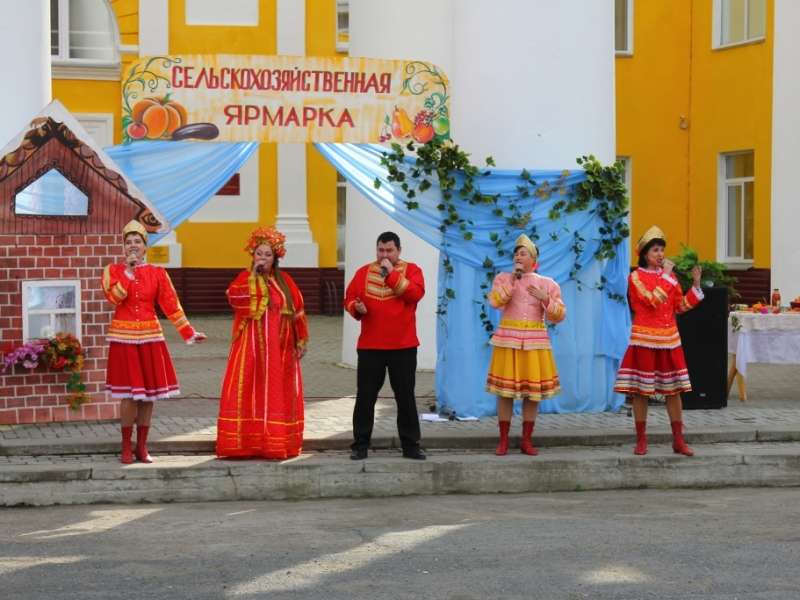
[121,55,451,144]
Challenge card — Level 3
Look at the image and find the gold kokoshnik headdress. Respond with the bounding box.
[636,225,666,253]
[122,219,148,244]
[514,233,538,261]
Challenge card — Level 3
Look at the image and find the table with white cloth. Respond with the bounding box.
[727,311,800,401]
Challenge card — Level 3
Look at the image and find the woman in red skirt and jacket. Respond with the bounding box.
[102,220,206,464]
[614,226,702,456]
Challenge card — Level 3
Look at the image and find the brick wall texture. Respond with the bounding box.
[0,234,121,424]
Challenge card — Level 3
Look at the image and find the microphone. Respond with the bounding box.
[127,253,138,268]
[255,264,264,274]
[380,266,389,278]
[514,268,523,280]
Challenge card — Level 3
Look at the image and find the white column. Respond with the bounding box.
[0,0,51,146]
[342,0,616,368]
[771,0,800,300]
[275,0,318,267]
[342,0,452,369]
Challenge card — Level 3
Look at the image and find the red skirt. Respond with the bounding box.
[106,341,180,401]
[613,344,692,397]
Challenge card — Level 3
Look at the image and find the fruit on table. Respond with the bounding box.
[391,107,414,138]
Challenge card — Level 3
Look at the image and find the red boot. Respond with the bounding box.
[671,421,694,456]
[135,424,153,463]
[520,421,538,456]
[120,426,134,464]
[634,421,648,455]
[495,421,511,456]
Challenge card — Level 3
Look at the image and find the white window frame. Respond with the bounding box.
[51,0,120,68]
[712,0,766,50]
[615,0,634,56]
[717,151,755,268]
[21,280,82,342]
[336,0,349,54]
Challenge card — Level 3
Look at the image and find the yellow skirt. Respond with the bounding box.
[486,346,561,401]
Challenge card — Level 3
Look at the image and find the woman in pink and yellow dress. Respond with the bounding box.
[486,234,566,456]
[614,225,703,456]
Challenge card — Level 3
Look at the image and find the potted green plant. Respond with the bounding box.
[669,244,738,298]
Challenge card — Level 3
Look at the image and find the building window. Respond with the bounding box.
[719,151,754,263]
[336,1,349,54]
[337,172,347,268]
[22,280,82,342]
[15,169,89,217]
[615,0,633,55]
[50,0,119,64]
[715,0,766,48]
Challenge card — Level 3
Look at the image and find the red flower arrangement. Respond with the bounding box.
[2,332,89,410]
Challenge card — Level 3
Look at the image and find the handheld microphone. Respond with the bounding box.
[514,268,523,280]
[127,253,138,268]
[380,266,389,278]
[255,264,264,274]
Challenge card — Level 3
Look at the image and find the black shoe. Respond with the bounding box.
[350,447,368,460]
[402,448,426,460]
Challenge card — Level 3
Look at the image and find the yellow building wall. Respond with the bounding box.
[617,0,773,268]
[687,1,773,268]
[306,0,339,268]
[168,0,278,267]
[615,0,691,258]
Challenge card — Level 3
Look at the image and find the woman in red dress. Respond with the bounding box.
[216,226,309,459]
[102,220,207,464]
[614,226,703,456]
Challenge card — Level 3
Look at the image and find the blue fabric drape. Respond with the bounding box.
[316,142,630,416]
[105,141,258,243]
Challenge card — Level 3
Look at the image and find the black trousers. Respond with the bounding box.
[352,348,421,451]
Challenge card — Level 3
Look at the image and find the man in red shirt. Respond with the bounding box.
[344,231,426,460]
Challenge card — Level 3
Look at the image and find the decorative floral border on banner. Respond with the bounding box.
[121,55,452,144]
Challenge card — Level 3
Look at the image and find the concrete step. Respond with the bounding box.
[2,442,800,507]
[3,425,800,457]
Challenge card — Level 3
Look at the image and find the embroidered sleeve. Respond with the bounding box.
[487,274,513,308]
[344,268,366,320]
[386,264,425,303]
[288,276,309,345]
[676,285,704,314]
[157,268,195,341]
[630,271,669,308]
[544,281,567,323]
[101,264,131,306]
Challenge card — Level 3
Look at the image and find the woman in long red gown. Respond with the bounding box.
[216,226,309,459]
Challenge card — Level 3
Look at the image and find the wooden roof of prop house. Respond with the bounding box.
[0,100,167,235]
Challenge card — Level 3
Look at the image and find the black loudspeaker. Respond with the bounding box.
[677,286,729,409]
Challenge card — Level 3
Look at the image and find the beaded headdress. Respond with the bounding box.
[244,226,286,258]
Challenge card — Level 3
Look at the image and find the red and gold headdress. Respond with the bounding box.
[244,226,286,258]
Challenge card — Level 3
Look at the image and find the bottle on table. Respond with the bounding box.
[771,288,782,312]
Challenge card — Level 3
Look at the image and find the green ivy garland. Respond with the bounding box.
[374,138,630,333]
